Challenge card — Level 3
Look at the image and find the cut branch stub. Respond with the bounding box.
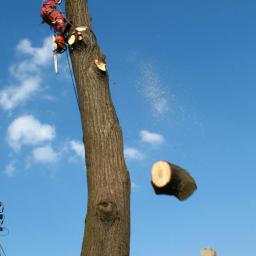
[151,160,197,201]
[67,26,87,46]
[94,59,107,72]
[67,34,76,45]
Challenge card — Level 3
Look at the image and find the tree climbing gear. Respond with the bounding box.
[41,1,81,120]
[41,0,87,52]
[53,35,66,53]
[41,0,87,77]
[41,0,68,33]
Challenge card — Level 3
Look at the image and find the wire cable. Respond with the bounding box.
[0,242,7,256]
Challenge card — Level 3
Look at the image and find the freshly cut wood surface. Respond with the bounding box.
[151,160,197,201]
[151,161,172,187]
[67,34,76,45]
[75,26,87,32]
[94,59,107,71]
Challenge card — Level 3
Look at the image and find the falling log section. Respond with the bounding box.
[65,1,130,256]
[151,160,197,201]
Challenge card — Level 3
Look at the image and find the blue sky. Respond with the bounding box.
[1,0,256,255]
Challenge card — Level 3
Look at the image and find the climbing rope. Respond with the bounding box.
[65,51,81,111]
[65,51,84,137]
[56,2,73,27]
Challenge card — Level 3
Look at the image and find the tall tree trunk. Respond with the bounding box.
[65,1,131,255]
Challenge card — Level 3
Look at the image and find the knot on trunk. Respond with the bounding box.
[96,201,119,224]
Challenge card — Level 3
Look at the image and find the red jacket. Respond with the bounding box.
[41,0,66,32]
[42,0,58,10]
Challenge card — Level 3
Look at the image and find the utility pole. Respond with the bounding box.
[65,1,131,255]
[0,202,7,256]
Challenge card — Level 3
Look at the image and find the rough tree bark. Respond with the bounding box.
[65,1,131,255]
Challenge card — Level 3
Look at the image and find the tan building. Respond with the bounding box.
[200,247,217,256]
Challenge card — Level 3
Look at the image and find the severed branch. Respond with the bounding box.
[151,160,197,201]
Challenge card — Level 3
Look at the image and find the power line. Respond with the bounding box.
[0,201,8,256]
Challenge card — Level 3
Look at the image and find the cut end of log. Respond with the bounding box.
[200,248,217,256]
[67,34,76,46]
[151,160,197,201]
[151,161,172,188]
[94,59,107,72]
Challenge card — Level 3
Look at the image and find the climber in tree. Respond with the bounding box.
[41,0,87,54]
[41,0,70,33]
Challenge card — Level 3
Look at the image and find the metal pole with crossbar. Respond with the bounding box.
[0,202,7,256]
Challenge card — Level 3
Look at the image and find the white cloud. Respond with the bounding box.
[7,115,55,151]
[0,77,41,110]
[0,37,52,111]
[70,140,85,159]
[124,147,144,161]
[139,64,169,116]
[140,130,164,145]
[17,39,35,55]
[14,37,52,76]
[4,162,16,177]
[32,146,58,163]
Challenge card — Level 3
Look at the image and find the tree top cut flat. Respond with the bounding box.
[200,248,217,256]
